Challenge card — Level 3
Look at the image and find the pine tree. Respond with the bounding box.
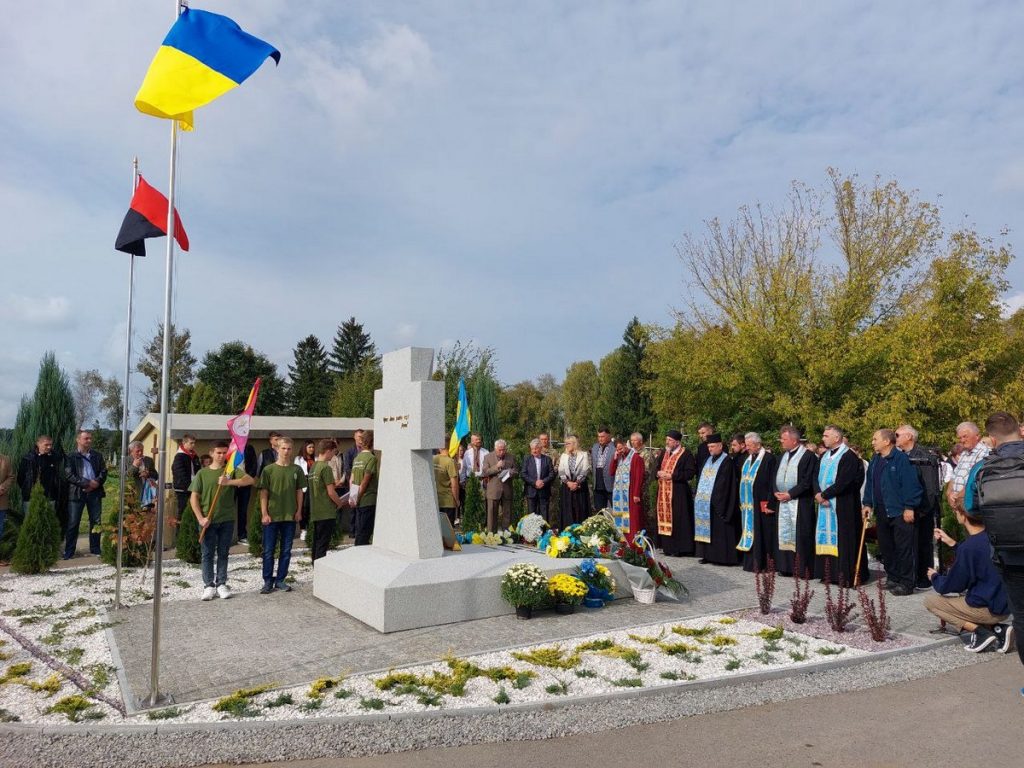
[471,372,500,449]
[179,382,221,414]
[136,323,196,414]
[461,476,485,533]
[287,335,332,416]
[27,352,77,452]
[10,484,61,574]
[328,317,377,377]
[330,361,382,418]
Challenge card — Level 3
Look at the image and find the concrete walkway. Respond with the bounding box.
[208,652,1024,768]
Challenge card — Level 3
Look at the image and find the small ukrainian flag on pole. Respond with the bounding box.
[135,7,280,130]
[448,378,472,458]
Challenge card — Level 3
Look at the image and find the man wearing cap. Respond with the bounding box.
[656,430,697,556]
[773,425,819,578]
[694,433,741,565]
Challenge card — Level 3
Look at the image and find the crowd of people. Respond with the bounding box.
[3,412,1022,672]
[431,415,1023,663]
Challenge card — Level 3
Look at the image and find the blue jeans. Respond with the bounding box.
[262,520,295,584]
[201,520,234,588]
[65,492,102,558]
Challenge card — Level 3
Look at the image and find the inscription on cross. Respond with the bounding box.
[371,347,445,560]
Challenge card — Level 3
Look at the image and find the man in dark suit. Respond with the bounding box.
[63,430,108,559]
[590,427,615,511]
[256,431,281,477]
[521,438,555,519]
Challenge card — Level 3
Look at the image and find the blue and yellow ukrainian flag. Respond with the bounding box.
[448,378,472,458]
[135,7,280,130]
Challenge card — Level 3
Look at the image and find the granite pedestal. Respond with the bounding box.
[312,544,630,632]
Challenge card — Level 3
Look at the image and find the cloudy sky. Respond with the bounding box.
[1,1,1022,426]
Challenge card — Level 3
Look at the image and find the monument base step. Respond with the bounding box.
[312,544,631,633]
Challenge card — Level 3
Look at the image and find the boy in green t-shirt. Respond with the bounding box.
[310,439,345,563]
[258,437,307,594]
[189,440,255,601]
[349,430,379,546]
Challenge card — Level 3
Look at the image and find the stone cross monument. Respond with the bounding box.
[370,347,445,560]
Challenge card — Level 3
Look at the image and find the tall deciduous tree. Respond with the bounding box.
[562,360,600,437]
[330,361,382,418]
[287,335,332,416]
[328,317,378,378]
[71,369,104,429]
[136,323,196,414]
[195,341,287,415]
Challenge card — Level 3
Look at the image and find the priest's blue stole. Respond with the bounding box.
[737,450,763,552]
[775,446,806,552]
[694,454,724,544]
[815,444,847,557]
[611,449,634,534]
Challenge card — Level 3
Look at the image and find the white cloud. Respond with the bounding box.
[1003,291,1024,318]
[0,295,72,328]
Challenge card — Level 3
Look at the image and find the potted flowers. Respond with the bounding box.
[547,573,587,614]
[500,562,548,619]
[575,558,616,608]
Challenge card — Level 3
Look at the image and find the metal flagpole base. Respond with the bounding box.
[142,691,176,710]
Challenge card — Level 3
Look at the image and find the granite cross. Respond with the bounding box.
[370,347,445,559]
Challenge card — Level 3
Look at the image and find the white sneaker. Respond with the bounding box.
[300,530,307,541]
[201,586,217,601]
[217,584,232,600]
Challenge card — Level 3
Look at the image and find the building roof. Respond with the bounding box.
[130,413,373,443]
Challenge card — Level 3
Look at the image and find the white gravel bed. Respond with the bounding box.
[0,554,314,724]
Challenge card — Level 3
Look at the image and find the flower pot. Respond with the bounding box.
[554,602,575,615]
[515,605,533,620]
[582,596,604,609]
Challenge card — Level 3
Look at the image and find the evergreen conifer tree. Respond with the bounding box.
[287,335,332,416]
[328,317,377,377]
[136,323,196,414]
[27,352,77,451]
[0,397,35,560]
[175,503,202,564]
[247,502,263,557]
[195,341,288,415]
[461,476,485,533]
[10,484,61,574]
[471,372,500,450]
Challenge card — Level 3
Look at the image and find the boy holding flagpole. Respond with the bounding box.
[189,440,255,601]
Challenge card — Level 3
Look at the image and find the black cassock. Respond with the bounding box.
[697,454,741,566]
[813,448,869,585]
[773,449,819,579]
[659,448,697,556]
[741,451,781,573]
[695,442,710,481]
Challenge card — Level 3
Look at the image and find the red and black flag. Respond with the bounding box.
[114,175,190,256]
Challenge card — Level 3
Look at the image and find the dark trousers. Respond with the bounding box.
[887,515,917,590]
[262,521,295,584]
[235,486,252,541]
[995,562,1024,666]
[875,510,894,568]
[486,496,512,532]
[300,491,310,531]
[914,510,935,583]
[311,518,334,562]
[174,492,190,547]
[65,491,102,558]
[440,507,456,526]
[353,505,376,546]
[527,495,549,519]
[593,478,611,512]
[201,520,233,587]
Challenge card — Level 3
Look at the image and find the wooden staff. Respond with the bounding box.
[197,474,228,544]
[853,512,870,588]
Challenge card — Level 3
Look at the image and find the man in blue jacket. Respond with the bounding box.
[862,428,923,596]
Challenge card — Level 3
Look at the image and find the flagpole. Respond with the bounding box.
[149,0,183,708]
[114,157,140,612]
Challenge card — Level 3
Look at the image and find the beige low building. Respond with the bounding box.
[129,413,373,465]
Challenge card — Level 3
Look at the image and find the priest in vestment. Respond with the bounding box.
[738,432,780,573]
[773,426,819,579]
[813,425,869,585]
[656,430,697,556]
[694,433,741,565]
[610,437,645,538]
